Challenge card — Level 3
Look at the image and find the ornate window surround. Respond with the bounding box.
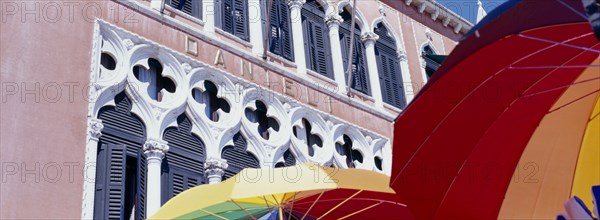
[82,19,391,218]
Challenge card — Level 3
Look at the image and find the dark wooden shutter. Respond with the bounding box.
[284,150,296,166]
[352,38,369,94]
[169,0,202,19]
[375,24,406,109]
[268,1,293,61]
[302,0,332,78]
[162,114,206,204]
[279,1,293,60]
[94,144,127,219]
[340,10,369,95]
[163,167,203,203]
[95,92,147,219]
[268,1,280,55]
[221,0,234,33]
[136,150,147,220]
[222,132,260,180]
[218,0,248,41]
[233,0,248,40]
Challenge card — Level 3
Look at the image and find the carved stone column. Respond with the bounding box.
[204,158,228,184]
[82,118,104,220]
[397,50,415,103]
[203,0,216,34]
[288,0,307,75]
[248,0,264,55]
[325,13,347,92]
[143,138,169,218]
[361,32,384,108]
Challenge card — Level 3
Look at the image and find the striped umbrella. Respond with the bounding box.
[150,163,413,219]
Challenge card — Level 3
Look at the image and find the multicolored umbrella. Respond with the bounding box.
[150,163,413,219]
[390,0,600,219]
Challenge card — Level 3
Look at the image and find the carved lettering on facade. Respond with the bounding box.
[240,60,253,80]
[283,78,296,98]
[214,49,226,69]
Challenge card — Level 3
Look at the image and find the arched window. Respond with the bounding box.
[266,0,293,61]
[340,8,369,95]
[374,23,406,109]
[216,0,249,41]
[161,114,206,204]
[292,118,323,157]
[133,58,176,102]
[335,135,363,168]
[302,0,332,78]
[192,81,231,122]
[422,45,441,79]
[168,0,202,19]
[95,92,147,220]
[222,132,260,180]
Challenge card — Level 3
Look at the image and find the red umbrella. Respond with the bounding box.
[391,0,600,219]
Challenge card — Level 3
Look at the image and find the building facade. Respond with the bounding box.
[0,0,470,219]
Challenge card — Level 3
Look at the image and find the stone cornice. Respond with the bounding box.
[382,0,473,34]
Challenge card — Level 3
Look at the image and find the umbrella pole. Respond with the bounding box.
[279,207,284,220]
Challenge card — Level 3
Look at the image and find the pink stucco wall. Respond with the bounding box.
[0,0,462,218]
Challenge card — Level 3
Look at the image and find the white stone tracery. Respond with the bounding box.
[83,19,392,218]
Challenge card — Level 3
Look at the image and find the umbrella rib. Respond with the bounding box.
[433,42,600,218]
[555,0,588,20]
[230,199,258,220]
[524,77,600,98]
[301,191,325,220]
[548,89,600,114]
[338,201,384,220]
[317,190,363,220]
[287,192,297,220]
[199,209,229,220]
[518,33,600,54]
[293,198,406,207]
[509,64,600,70]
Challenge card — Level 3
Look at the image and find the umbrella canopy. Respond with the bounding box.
[151,163,413,219]
[391,0,600,219]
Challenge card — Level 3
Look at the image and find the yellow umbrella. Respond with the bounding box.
[150,163,412,220]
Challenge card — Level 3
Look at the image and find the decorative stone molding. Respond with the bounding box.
[397,50,408,62]
[360,32,380,44]
[182,63,192,74]
[443,17,451,27]
[324,13,343,27]
[204,158,228,184]
[88,118,104,142]
[288,0,306,10]
[143,138,169,159]
[402,0,472,34]
[90,20,391,174]
[123,39,135,50]
[378,5,386,16]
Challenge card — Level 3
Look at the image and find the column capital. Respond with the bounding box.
[361,32,380,44]
[143,138,169,159]
[325,13,343,28]
[288,0,306,10]
[397,50,408,62]
[88,118,104,141]
[205,158,228,184]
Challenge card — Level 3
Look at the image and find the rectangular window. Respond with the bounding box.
[216,0,249,41]
[168,0,202,20]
